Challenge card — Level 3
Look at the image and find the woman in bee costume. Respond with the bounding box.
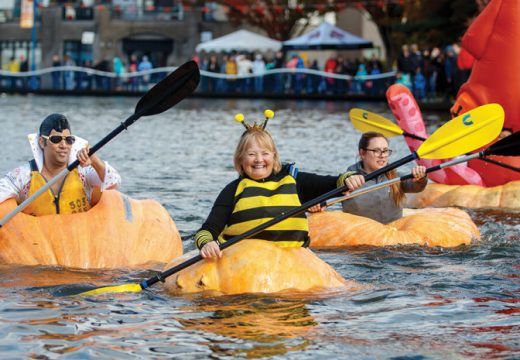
[195,110,363,259]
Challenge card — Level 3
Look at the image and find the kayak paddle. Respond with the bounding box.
[0,60,200,228]
[349,108,426,141]
[349,107,518,172]
[77,104,504,296]
[323,130,520,207]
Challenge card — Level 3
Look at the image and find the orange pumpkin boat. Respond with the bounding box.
[308,208,480,248]
[163,240,362,296]
[406,181,520,210]
[0,190,183,268]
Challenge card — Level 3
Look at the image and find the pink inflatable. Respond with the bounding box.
[386,84,485,185]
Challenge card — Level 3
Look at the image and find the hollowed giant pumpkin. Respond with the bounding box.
[309,208,480,248]
[406,181,520,210]
[164,240,362,295]
[0,190,183,268]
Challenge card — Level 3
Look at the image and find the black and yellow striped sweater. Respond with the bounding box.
[195,164,352,249]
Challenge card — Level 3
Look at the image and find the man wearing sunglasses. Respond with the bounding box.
[0,113,121,216]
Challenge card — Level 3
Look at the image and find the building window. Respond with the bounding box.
[64,40,93,66]
[0,40,40,70]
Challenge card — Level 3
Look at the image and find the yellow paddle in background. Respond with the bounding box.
[349,105,520,173]
[349,107,426,141]
[76,103,504,297]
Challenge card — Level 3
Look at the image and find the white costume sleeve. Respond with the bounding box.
[78,161,121,197]
[0,164,31,204]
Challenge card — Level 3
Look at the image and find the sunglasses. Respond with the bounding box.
[42,135,76,145]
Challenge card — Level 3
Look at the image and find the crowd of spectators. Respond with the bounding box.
[1,43,473,101]
[194,51,390,97]
[48,53,156,92]
[194,42,473,100]
[395,43,473,101]
[1,53,158,92]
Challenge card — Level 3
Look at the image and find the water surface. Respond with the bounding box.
[0,95,518,359]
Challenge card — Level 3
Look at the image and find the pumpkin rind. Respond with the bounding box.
[163,240,361,295]
[0,190,183,268]
[406,181,520,209]
[309,208,480,248]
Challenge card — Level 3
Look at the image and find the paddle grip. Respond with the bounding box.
[404,132,426,141]
[400,164,441,182]
[143,253,204,288]
[480,157,520,173]
[364,153,417,182]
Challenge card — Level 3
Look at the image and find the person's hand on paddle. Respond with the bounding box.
[411,165,427,182]
[77,145,100,168]
[344,174,365,193]
[77,144,107,182]
[201,240,222,259]
[307,204,326,213]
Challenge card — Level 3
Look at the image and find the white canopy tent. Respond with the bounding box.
[283,22,373,50]
[196,29,282,53]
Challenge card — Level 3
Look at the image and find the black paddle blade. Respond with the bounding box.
[134,60,200,118]
[485,131,520,156]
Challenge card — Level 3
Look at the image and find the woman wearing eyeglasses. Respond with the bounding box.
[341,131,427,224]
[0,113,121,216]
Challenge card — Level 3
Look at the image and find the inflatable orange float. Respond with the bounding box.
[451,0,520,186]
[452,0,520,136]
[308,208,480,248]
[163,240,361,296]
[0,190,183,268]
[406,181,520,209]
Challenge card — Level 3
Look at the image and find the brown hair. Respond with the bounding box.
[234,128,282,177]
[358,131,405,206]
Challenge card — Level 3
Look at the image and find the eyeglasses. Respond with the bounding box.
[42,135,76,145]
[364,148,393,156]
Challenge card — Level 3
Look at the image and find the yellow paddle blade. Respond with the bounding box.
[417,103,504,159]
[349,108,403,138]
[79,283,143,296]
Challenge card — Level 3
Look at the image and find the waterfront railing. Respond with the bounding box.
[0,66,397,97]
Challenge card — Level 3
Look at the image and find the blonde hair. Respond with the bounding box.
[234,129,282,177]
[358,131,405,206]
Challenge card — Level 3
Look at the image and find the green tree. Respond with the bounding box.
[200,1,341,40]
[361,0,479,65]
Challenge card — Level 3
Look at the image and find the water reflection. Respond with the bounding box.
[177,295,315,357]
[0,265,115,289]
